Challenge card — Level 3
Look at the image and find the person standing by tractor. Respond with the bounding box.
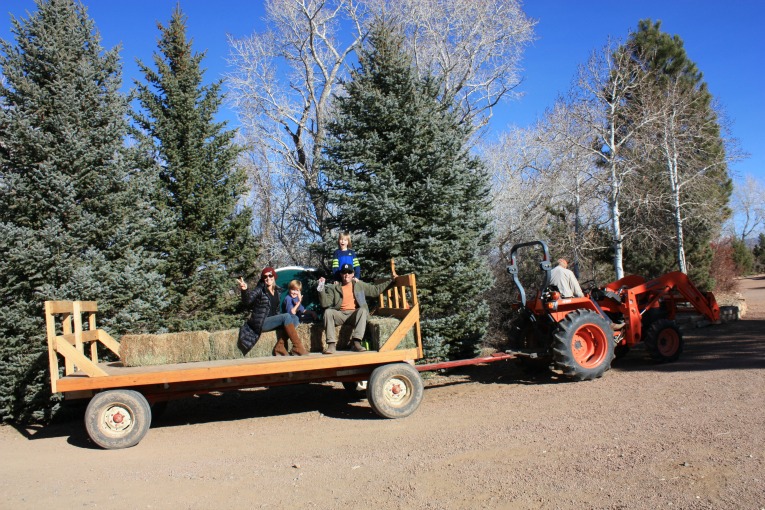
[549,258,584,298]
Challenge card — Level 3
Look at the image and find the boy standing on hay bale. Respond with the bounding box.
[237,267,308,357]
[317,263,397,354]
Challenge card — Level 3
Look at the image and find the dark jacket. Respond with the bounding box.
[318,279,392,312]
[238,281,282,354]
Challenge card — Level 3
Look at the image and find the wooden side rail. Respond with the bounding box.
[375,274,423,357]
[44,300,120,393]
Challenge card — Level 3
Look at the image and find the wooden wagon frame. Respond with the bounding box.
[45,274,428,449]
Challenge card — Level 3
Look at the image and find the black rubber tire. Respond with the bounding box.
[552,309,615,381]
[644,319,683,363]
[367,363,424,419]
[614,343,631,360]
[85,389,152,449]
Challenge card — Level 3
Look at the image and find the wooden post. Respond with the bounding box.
[61,311,73,374]
[72,301,83,372]
[44,302,60,394]
[88,312,97,362]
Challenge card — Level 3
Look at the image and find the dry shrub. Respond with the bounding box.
[710,239,739,293]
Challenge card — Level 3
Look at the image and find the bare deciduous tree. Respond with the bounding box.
[227,0,366,266]
[367,0,535,128]
[484,101,602,259]
[564,41,658,280]
[730,174,765,241]
[642,76,739,273]
[227,0,534,266]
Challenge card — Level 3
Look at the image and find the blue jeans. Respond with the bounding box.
[261,313,299,332]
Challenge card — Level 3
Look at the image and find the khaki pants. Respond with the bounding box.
[323,308,368,344]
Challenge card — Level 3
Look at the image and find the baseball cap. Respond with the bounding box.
[340,263,354,274]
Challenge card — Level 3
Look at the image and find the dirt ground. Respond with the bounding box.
[2,277,764,509]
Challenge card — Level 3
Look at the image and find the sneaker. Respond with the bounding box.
[350,339,367,352]
[322,342,336,355]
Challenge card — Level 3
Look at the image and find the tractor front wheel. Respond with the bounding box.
[644,319,683,363]
[552,310,614,381]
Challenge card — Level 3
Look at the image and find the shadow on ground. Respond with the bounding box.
[16,317,763,448]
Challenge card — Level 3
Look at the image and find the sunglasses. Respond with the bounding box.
[263,274,275,279]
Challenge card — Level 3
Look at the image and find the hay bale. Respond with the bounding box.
[314,324,356,350]
[367,317,416,350]
[311,316,415,351]
[120,331,211,367]
[208,328,278,359]
[208,324,316,359]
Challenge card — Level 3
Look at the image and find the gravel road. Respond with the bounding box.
[2,277,764,509]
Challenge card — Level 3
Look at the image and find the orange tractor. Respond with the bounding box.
[506,241,720,380]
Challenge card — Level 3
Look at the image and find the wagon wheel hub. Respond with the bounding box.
[104,405,133,432]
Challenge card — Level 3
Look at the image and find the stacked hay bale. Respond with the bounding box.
[120,331,211,367]
[367,317,416,350]
[118,316,412,367]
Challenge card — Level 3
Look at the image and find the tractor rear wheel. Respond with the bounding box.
[644,319,683,362]
[552,310,614,381]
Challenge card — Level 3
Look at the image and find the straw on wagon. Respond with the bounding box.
[118,317,411,366]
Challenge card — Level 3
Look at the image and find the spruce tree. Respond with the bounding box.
[133,7,258,331]
[0,0,167,422]
[321,21,493,359]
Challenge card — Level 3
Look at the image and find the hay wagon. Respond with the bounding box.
[45,274,430,449]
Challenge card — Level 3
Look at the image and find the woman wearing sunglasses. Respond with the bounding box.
[237,267,308,357]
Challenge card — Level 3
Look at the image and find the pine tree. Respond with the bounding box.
[321,21,493,359]
[621,20,732,287]
[0,0,167,422]
[133,7,258,331]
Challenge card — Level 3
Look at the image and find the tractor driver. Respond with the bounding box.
[549,258,584,298]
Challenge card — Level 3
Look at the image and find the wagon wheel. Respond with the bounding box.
[643,319,683,363]
[552,309,615,381]
[367,363,423,419]
[85,389,152,449]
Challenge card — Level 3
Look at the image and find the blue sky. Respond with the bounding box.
[2,0,764,184]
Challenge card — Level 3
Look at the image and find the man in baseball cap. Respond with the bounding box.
[316,263,397,354]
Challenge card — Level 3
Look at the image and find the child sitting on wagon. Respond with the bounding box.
[283,279,318,322]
